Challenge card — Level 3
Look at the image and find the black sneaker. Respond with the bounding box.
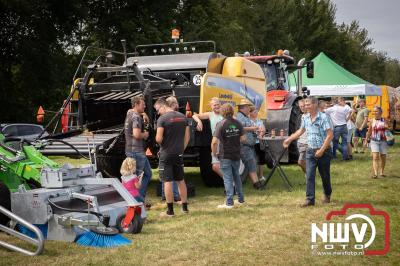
[300,200,315,207]
[253,180,266,190]
[321,195,330,204]
[145,202,152,210]
[182,203,189,214]
[174,197,181,202]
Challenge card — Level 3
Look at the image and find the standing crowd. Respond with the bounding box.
[287,96,392,207]
[121,95,392,215]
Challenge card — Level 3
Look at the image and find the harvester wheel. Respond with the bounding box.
[0,182,11,226]
[288,101,302,162]
[199,147,224,187]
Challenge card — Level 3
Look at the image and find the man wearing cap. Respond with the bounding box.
[236,99,266,189]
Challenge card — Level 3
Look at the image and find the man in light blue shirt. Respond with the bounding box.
[283,97,333,207]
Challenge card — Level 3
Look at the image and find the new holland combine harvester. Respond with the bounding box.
[38,39,312,188]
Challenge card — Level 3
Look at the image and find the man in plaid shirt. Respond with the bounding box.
[283,97,333,207]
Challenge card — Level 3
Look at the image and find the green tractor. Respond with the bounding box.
[0,131,58,225]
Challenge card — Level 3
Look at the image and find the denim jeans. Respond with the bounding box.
[134,196,144,203]
[220,159,244,205]
[126,151,152,199]
[240,145,257,173]
[333,125,348,159]
[305,148,332,203]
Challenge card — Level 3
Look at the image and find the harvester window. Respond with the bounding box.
[259,63,278,91]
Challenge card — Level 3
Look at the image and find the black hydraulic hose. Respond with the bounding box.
[47,196,103,221]
[0,140,18,155]
[45,139,90,160]
[1,137,89,160]
[0,137,30,155]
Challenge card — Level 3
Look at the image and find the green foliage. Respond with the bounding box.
[0,0,82,122]
[1,0,399,123]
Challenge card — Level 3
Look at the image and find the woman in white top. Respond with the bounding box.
[193,97,223,178]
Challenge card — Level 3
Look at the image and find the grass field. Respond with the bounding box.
[0,138,399,265]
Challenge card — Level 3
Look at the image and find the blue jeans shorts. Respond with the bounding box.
[240,145,257,173]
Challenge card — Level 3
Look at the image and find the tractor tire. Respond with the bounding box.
[288,101,302,163]
[0,182,11,226]
[199,147,224,187]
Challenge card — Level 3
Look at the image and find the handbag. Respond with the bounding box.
[385,130,395,146]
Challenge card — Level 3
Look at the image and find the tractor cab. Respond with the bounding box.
[246,52,297,111]
[246,53,295,92]
[246,51,313,162]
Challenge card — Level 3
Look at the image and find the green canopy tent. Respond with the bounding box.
[289,52,381,96]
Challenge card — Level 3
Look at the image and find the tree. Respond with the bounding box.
[0,0,82,122]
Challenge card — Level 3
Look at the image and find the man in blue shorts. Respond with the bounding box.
[236,99,266,190]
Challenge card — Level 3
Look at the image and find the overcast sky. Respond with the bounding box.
[331,0,400,60]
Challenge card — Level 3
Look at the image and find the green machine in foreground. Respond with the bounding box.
[0,133,58,225]
[0,132,146,251]
[0,133,58,192]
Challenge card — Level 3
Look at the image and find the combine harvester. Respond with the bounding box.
[39,36,313,187]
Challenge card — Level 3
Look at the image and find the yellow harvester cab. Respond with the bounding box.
[199,57,267,119]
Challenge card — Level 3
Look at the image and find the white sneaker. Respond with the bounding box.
[217,203,234,209]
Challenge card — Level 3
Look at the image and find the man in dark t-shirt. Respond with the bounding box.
[212,103,246,208]
[124,96,152,203]
[155,98,190,217]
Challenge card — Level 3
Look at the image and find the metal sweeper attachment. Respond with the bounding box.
[10,163,146,248]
